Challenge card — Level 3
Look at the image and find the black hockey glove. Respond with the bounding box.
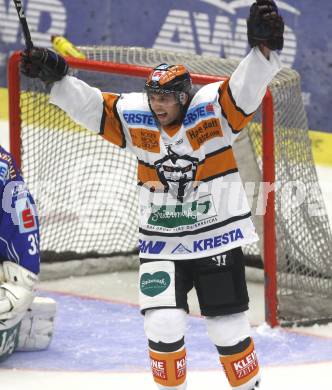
[247,0,284,51]
[20,47,68,83]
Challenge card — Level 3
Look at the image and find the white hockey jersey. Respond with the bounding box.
[50,47,281,260]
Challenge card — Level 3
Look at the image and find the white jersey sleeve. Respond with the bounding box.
[50,75,104,133]
[229,47,281,114]
[219,47,282,145]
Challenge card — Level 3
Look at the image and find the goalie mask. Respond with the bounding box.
[145,63,192,107]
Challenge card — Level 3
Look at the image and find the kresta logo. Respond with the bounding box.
[140,271,171,297]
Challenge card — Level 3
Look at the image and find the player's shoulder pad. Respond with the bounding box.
[190,81,222,106]
[0,146,19,184]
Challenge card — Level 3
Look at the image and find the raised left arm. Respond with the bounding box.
[218,0,284,140]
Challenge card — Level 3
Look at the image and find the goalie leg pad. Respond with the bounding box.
[0,261,38,322]
[0,320,21,363]
[16,296,57,351]
[219,337,260,390]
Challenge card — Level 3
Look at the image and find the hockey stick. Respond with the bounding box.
[12,0,34,50]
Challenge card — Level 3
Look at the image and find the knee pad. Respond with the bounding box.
[144,308,187,343]
[205,312,251,347]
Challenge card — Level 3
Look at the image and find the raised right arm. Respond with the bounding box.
[20,48,126,148]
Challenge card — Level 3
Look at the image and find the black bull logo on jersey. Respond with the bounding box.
[155,148,199,202]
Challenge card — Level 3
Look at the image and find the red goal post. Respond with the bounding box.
[8,47,328,327]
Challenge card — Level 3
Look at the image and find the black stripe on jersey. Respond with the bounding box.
[139,212,252,237]
[99,100,106,135]
[200,168,239,183]
[226,84,253,119]
[218,85,255,135]
[137,158,155,169]
[200,145,233,161]
[113,96,126,149]
[99,96,126,148]
[221,106,238,135]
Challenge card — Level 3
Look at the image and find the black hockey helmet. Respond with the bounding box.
[145,63,192,97]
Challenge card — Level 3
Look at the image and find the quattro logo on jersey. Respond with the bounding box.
[148,194,217,229]
[139,239,166,254]
[193,228,244,252]
[140,271,171,297]
[186,118,223,151]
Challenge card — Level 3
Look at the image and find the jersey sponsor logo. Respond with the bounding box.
[183,102,216,127]
[231,349,258,381]
[129,127,160,153]
[139,239,166,254]
[148,194,217,229]
[0,161,8,184]
[171,243,192,254]
[0,153,16,179]
[186,118,223,150]
[140,271,171,297]
[123,111,156,126]
[193,228,244,252]
[153,1,299,68]
[16,198,38,234]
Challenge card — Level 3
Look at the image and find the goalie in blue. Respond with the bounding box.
[0,145,56,362]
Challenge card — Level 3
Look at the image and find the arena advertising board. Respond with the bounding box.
[0,0,331,132]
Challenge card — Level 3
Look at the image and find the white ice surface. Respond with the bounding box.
[1,362,332,390]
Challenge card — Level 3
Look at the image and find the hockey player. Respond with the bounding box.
[20,1,284,388]
[0,146,56,362]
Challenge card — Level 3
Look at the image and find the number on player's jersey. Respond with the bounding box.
[28,233,39,255]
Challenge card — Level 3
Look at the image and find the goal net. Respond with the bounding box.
[8,46,332,326]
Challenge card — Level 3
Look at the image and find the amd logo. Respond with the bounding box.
[153,0,300,67]
[0,0,66,48]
